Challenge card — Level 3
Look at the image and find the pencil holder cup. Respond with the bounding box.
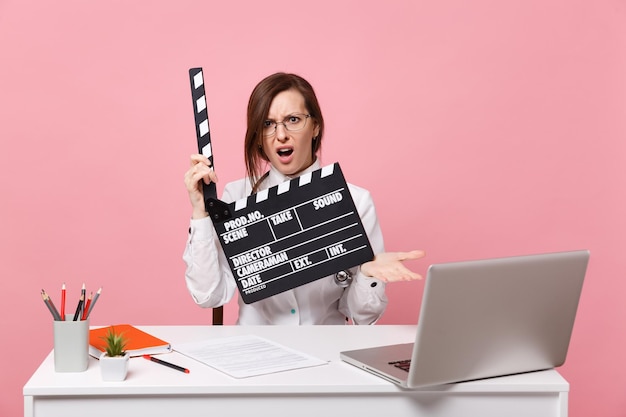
[53,317,89,372]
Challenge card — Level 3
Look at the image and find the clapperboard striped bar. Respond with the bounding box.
[189,67,217,202]
[207,163,374,304]
[189,67,224,324]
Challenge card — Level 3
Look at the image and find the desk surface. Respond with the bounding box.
[24,325,569,417]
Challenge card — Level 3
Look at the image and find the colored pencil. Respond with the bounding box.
[79,283,86,317]
[87,287,102,318]
[81,292,93,321]
[41,289,62,321]
[72,291,84,321]
[60,283,66,321]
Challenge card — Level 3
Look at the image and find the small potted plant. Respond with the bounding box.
[99,327,130,381]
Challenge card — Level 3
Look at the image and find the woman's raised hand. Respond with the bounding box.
[184,154,219,219]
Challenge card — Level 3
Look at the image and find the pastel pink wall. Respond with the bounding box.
[1,1,624,416]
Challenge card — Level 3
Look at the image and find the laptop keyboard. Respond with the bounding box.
[389,359,411,372]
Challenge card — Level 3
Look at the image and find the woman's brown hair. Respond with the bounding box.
[244,73,324,192]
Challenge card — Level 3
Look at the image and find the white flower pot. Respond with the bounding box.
[99,352,130,381]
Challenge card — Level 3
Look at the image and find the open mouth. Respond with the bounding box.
[277,148,294,157]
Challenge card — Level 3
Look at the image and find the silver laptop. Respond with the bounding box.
[340,250,589,388]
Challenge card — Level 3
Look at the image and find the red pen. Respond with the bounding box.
[143,355,190,374]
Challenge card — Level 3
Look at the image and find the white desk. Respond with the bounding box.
[24,325,568,417]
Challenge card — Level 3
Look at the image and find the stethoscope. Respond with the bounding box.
[334,270,353,288]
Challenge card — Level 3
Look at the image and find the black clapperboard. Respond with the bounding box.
[189,68,374,304]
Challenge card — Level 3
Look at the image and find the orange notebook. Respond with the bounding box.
[89,324,172,358]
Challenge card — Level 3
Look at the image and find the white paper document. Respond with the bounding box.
[174,335,328,378]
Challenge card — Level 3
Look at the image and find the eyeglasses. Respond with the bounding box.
[262,114,311,136]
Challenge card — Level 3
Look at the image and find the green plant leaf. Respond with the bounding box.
[100,327,128,357]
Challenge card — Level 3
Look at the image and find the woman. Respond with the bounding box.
[184,72,424,325]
